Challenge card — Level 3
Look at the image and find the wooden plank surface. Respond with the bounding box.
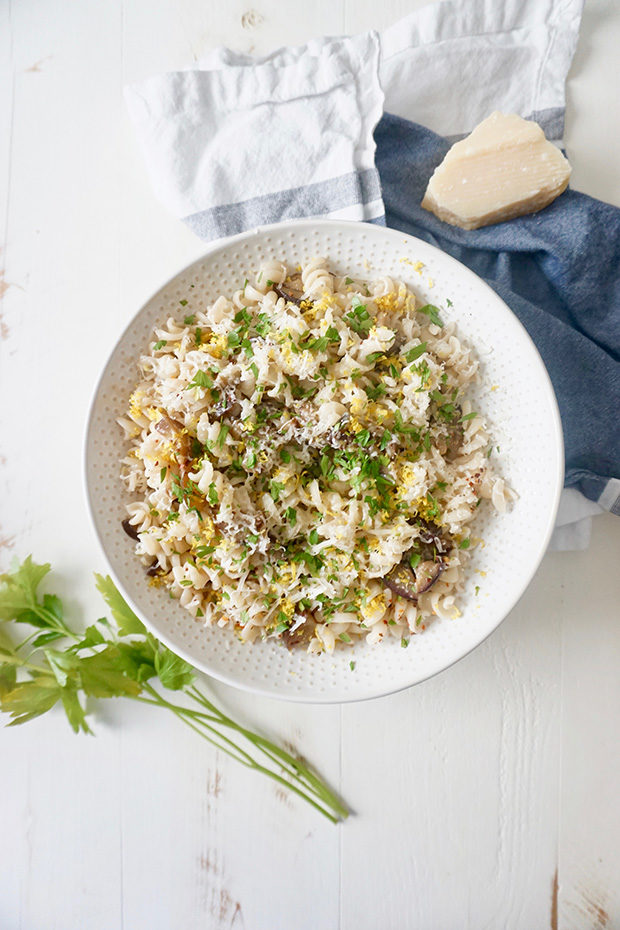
[0,1,618,928]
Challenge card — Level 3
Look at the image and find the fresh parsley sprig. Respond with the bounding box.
[0,557,347,824]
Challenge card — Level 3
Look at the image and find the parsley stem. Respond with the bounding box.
[135,686,343,822]
[0,560,349,825]
[0,653,48,674]
[186,685,348,817]
[140,683,258,766]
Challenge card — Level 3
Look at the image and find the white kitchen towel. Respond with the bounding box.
[380,0,583,142]
[124,32,385,239]
[125,0,593,550]
[125,0,580,237]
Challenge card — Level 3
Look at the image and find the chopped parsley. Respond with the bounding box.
[364,382,386,401]
[379,429,392,450]
[405,342,427,363]
[298,326,340,354]
[345,299,373,336]
[186,370,213,390]
[254,314,271,337]
[409,552,422,571]
[269,481,284,502]
[417,304,443,327]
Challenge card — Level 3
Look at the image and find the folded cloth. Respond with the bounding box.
[124,0,620,546]
[124,32,385,239]
[379,0,583,142]
[374,112,620,523]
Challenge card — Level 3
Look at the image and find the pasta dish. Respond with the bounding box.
[119,258,511,652]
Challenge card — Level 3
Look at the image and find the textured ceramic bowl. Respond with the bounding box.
[84,219,563,703]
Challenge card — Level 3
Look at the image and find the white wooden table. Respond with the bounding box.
[1,1,619,928]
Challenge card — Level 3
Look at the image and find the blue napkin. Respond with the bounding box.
[375,113,620,515]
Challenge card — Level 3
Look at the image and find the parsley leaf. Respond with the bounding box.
[417,304,443,327]
[94,574,145,636]
[154,648,195,690]
[409,553,422,571]
[186,370,213,391]
[345,300,373,336]
[216,424,229,447]
[405,342,427,364]
[269,481,284,502]
[0,558,349,823]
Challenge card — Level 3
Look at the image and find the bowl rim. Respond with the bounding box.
[83,218,565,703]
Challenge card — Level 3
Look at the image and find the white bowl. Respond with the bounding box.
[84,219,563,703]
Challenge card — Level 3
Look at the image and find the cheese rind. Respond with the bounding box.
[421,111,571,230]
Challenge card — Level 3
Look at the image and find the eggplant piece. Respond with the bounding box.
[282,613,316,649]
[154,416,185,437]
[121,518,140,541]
[444,421,464,462]
[273,283,303,307]
[383,555,445,602]
[273,274,312,309]
[383,561,419,601]
[416,519,451,556]
[434,405,464,461]
[389,333,405,353]
[154,416,193,461]
[413,559,445,593]
[210,398,242,421]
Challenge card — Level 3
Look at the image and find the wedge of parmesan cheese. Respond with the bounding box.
[421,111,571,230]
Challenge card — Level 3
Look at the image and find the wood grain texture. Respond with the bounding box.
[0,1,619,928]
[340,563,564,930]
[556,514,620,930]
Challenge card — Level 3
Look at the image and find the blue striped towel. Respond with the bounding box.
[375,113,620,526]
